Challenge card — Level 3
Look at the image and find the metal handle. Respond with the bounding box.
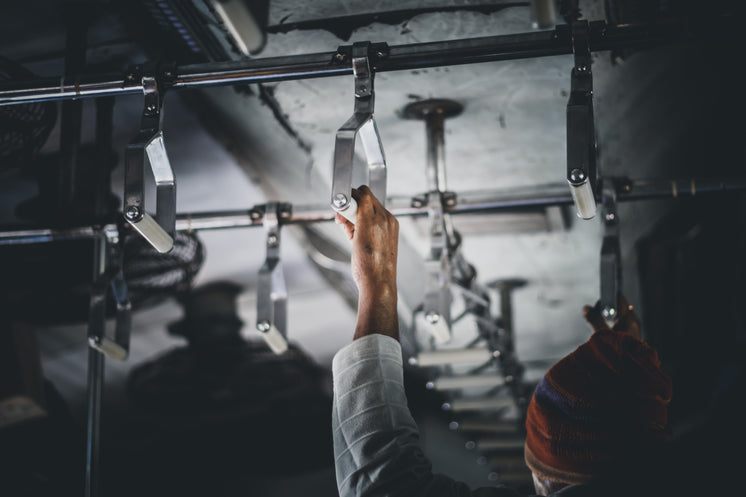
[599,179,621,325]
[124,75,176,253]
[566,20,597,220]
[256,202,289,354]
[426,374,505,391]
[88,229,131,361]
[444,397,514,412]
[410,347,496,367]
[331,42,387,222]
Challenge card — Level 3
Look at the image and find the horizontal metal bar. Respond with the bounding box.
[0,20,692,106]
[0,226,111,245]
[3,177,744,245]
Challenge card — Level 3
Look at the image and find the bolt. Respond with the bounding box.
[359,85,368,93]
[267,233,278,247]
[605,212,616,222]
[249,209,262,220]
[441,402,452,411]
[465,441,476,450]
[125,205,141,220]
[425,311,440,324]
[257,320,271,332]
[335,53,346,62]
[445,197,456,207]
[332,193,348,209]
[601,306,617,319]
[425,381,435,390]
[569,168,586,184]
[448,421,460,431]
[411,197,424,208]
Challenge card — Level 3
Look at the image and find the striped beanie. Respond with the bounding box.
[524,329,673,485]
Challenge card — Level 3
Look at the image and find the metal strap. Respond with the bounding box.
[566,20,597,219]
[423,191,453,343]
[331,42,387,221]
[124,71,176,253]
[256,202,289,354]
[599,179,621,325]
[87,227,132,361]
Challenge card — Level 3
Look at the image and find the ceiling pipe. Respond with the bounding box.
[0,19,700,106]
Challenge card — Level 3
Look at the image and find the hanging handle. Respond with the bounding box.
[566,20,597,220]
[331,42,387,224]
[124,74,176,253]
[256,202,289,354]
[88,228,132,361]
[599,179,621,325]
[422,192,453,344]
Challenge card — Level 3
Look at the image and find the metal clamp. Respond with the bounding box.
[331,41,387,224]
[566,20,597,220]
[88,226,132,361]
[124,70,176,253]
[599,179,621,325]
[256,202,289,354]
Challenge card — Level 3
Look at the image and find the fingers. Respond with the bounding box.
[335,212,355,240]
[612,295,641,339]
[583,302,610,334]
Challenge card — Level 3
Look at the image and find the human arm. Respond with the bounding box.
[331,186,523,497]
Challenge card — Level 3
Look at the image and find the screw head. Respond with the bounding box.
[605,212,616,222]
[125,206,141,220]
[267,233,278,247]
[425,312,440,324]
[601,306,617,319]
[569,168,586,184]
[257,320,271,332]
[332,193,348,209]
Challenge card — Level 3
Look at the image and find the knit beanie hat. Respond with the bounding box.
[524,329,673,485]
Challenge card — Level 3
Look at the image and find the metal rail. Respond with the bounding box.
[2,177,744,245]
[0,19,694,106]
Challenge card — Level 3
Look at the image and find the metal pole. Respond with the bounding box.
[85,232,107,497]
[58,3,91,217]
[2,178,745,244]
[0,20,695,106]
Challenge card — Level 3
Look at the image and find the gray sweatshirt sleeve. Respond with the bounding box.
[331,334,523,497]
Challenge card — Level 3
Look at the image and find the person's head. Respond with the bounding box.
[523,303,673,495]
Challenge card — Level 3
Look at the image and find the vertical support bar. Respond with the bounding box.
[85,233,106,497]
[93,97,115,219]
[425,111,447,193]
[58,4,91,217]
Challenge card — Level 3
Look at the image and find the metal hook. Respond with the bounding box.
[566,20,597,220]
[599,179,621,325]
[256,202,289,354]
[331,41,387,224]
[124,69,176,253]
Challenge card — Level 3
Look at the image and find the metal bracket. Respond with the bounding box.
[331,41,387,224]
[599,179,621,325]
[124,70,176,253]
[88,226,132,361]
[423,189,453,344]
[256,202,289,354]
[566,20,597,220]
